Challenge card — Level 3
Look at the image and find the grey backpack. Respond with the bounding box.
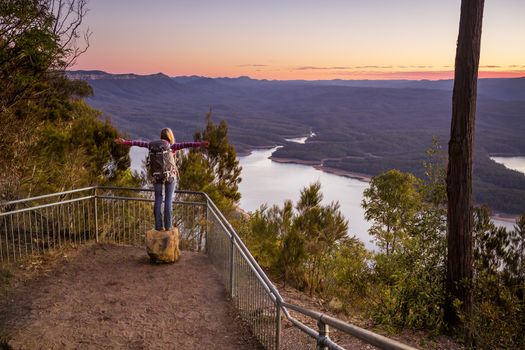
[147,140,177,183]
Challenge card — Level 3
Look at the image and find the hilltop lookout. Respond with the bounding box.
[0,186,417,350]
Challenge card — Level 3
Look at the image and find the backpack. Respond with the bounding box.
[147,140,177,183]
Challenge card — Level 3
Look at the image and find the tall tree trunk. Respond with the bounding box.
[445,0,485,332]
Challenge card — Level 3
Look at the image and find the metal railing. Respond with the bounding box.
[0,186,207,262]
[203,192,418,350]
[0,186,417,350]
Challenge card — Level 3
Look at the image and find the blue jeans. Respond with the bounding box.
[153,181,175,230]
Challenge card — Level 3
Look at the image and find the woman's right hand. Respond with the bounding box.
[114,137,125,145]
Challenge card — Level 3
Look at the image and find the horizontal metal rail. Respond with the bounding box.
[95,195,206,207]
[97,185,206,196]
[1,186,96,206]
[0,187,207,263]
[0,195,95,217]
[282,302,417,350]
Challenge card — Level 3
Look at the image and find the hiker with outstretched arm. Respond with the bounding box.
[115,128,208,231]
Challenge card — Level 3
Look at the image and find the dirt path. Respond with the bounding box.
[0,243,262,349]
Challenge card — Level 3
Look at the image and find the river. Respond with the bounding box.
[491,156,525,176]
[238,146,373,247]
[490,156,525,230]
[129,145,524,250]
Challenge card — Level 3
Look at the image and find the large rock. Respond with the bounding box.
[146,228,180,263]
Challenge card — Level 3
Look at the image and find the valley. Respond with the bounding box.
[69,71,525,215]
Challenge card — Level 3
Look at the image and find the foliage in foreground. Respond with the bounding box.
[178,111,242,214]
[239,142,525,348]
[467,207,525,348]
[238,182,370,299]
[0,0,138,202]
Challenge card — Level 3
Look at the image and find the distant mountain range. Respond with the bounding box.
[68,70,525,215]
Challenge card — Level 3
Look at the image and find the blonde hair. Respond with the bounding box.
[160,128,175,144]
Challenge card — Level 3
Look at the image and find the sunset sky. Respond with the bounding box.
[74,0,525,80]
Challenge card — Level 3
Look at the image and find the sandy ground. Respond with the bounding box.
[0,243,262,350]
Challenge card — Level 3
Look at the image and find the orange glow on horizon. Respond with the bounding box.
[73,0,525,83]
[72,61,525,81]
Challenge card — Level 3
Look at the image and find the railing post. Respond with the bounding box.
[275,301,281,350]
[94,187,99,242]
[317,317,329,350]
[230,235,235,298]
[204,200,209,254]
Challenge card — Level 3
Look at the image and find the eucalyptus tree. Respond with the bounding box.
[178,111,242,213]
[445,0,485,331]
[362,169,422,255]
[0,0,132,200]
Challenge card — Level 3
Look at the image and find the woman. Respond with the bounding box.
[115,128,208,231]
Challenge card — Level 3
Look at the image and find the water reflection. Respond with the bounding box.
[285,131,316,144]
[491,156,525,175]
[130,147,148,174]
[492,218,517,231]
[238,147,374,249]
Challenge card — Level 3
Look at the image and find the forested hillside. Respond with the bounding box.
[0,3,137,202]
[69,71,525,214]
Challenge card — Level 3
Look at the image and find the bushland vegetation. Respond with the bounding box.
[238,141,525,348]
[177,110,242,215]
[0,0,138,203]
[0,1,241,213]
